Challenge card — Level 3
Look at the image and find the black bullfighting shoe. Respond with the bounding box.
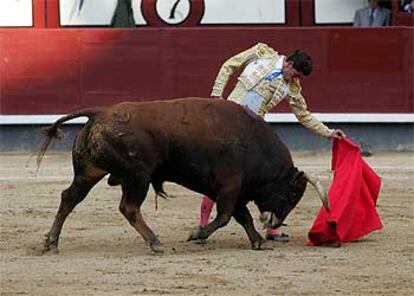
[265,231,290,242]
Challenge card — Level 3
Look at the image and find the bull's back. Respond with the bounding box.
[85,98,292,180]
[100,98,254,145]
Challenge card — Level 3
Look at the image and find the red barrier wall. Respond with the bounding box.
[0,27,413,115]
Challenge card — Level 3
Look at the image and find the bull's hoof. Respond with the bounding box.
[252,240,273,250]
[149,240,165,253]
[41,235,60,255]
[107,175,122,186]
[187,226,207,242]
[193,238,207,245]
[42,246,59,255]
[30,243,58,256]
[35,242,59,255]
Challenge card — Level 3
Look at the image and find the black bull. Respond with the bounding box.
[37,98,329,253]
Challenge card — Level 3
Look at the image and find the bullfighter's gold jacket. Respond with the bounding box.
[211,43,333,138]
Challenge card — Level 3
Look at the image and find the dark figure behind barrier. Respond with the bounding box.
[111,0,136,27]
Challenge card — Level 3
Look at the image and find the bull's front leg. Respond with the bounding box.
[232,204,273,250]
[187,212,233,242]
[188,172,243,242]
[188,187,237,242]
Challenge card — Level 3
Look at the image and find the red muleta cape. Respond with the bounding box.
[307,138,383,246]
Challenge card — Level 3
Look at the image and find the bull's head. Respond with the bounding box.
[256,171,329,230]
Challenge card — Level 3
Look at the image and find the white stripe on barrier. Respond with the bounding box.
[264,113,414,123]
[0,113,413,125]
[0,115,88,125]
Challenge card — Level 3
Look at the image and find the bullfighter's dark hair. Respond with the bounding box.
[287,50,312,76]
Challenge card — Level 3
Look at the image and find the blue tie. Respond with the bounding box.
[369,9,375,26]
[264,70,282,81]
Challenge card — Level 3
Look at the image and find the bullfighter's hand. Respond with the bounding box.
[330,129,346,140]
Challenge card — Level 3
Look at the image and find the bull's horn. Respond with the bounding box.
[304,173,330,212]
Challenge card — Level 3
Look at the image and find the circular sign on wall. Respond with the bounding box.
[155,0,191,25]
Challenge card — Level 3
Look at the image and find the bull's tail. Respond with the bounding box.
[36,107,102,169]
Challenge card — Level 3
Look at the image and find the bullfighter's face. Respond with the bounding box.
[282,60,302,83]
[259,173,308,229]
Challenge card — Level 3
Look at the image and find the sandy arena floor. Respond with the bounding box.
[1,151,413,295]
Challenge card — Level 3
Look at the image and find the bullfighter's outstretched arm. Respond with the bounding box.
[287,94,333,138]
[211,43,276,98]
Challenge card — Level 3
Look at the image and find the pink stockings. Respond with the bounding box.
[200,196,215,226]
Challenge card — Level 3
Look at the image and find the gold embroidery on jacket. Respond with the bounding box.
[212,43,333,138]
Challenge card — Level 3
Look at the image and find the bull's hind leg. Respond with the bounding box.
[43,164,106,254]
[120,176,164,253]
